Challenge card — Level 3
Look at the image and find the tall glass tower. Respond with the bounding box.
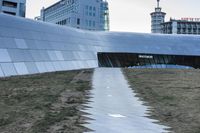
[100,0,109,31]
[0,0,26,17]
[150,0,166,33]
[41,0,109,31]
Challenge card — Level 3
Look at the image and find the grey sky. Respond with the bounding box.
[26,0,200,33]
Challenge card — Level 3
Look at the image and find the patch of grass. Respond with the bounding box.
[0,69,93,133]
[32,106,77,133]
[0,118,12,126]
[124,68,200,133]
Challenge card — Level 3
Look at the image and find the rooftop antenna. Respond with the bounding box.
[157,0,160,8]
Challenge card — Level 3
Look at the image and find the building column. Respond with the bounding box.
[172,21,177,34]
[0,1,2,11]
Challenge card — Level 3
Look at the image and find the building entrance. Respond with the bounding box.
[98,53,200,68]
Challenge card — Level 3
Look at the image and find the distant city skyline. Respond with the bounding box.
[26,0,200,33]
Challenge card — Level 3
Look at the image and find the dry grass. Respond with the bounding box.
[124,68,200,133]
[0,69,93,133]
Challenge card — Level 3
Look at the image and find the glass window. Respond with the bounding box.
[19,3,25,17]
[3,11,16,16]
[86,5,88,9]
[2,1,17,8]
[77,18,80,25]
[85,20,88,26]
[85,11,88,16]
[89,20,92,26]
[93,21,96,27]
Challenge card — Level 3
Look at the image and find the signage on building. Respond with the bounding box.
[181,18,200,22]
[138,55,153,59]
[60,0,74,5]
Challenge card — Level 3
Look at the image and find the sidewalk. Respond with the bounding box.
[83,68,168,133]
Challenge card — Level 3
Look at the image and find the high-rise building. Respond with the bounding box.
[40,0,109,31]
[150,0,166,33]
[161,18,200,35]
[0,0,26,17]
[150,0,200,35]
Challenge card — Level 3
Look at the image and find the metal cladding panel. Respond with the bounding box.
[14,62,29,75]
[25,62,39,74]
[61,51,76,60]
[0,37,17,48]
[52,61,62,71]
[25,39,38,49]
[35,62,47,73]
[47,51,58,61]
[0,66,5,77]
[1,63,17,76]
[44,62,55,72]
[8,49,34,62]
[0,49,12,62]
[15,39,28,49]
[30,50,44,62]
[55,51,64,61]
[1,14,200,77]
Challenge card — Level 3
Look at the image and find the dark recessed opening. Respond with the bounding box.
[97,52,200,68]
[3,1,17,8]
[3,11,16,15]
[77,18,80,25]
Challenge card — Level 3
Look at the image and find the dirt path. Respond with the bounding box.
[124,69,200,133]
[0,69,93,133]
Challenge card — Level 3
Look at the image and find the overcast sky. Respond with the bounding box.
[26,0,200,33]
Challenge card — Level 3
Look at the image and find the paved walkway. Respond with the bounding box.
[83,68,168,133]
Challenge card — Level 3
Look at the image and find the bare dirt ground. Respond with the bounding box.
[124,68,200,133]
[0,69,93,133]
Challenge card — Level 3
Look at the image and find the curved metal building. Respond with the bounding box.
[1,14,200,77]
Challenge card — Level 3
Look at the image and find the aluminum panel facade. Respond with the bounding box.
[1,14,200,77]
